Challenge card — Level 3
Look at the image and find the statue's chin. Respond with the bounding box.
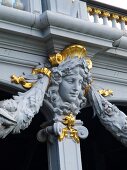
[62,95,78,103]
[64,99,76,103]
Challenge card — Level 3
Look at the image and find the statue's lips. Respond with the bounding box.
[69,92,78,97]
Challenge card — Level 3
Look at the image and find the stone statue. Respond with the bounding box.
[0,44,127,147]
[45,56,92,117]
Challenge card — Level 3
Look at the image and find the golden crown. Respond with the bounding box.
[49,44,92,70]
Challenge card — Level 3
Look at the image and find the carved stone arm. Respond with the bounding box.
[0,75,49,138]
[88,85,127,147]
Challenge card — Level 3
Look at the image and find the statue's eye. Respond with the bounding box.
[68,80,73,83]
[66,78,74,83]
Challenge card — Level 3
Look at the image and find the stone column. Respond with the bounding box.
[48,138,82,170]
[37,119,88,170]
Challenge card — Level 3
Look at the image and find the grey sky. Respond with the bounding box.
[94,0,127,9]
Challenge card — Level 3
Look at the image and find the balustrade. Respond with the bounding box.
[0,0,127,31]
[0,0,42,13]
[13,0,24,10]
[87,5,127,31]
[1,0,24,10]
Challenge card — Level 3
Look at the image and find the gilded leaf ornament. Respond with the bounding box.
[98,89,113,97]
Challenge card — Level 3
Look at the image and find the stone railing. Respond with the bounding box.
[0,0,42,13]
[86,1,127,31]
[87,6,127,30]
[1,0,25,10]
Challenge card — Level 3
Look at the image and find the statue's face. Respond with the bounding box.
[59,67,83,103]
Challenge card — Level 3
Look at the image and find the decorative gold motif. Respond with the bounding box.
[11,67,51,89]
[84,83,91,96]
[87,6,127,24]
[100,11,110,18]
[98,89,113,97]
[11,75,34,89]
[32,67,51,78]
[49,53,63,66]
[59,113,80,143]
[86,58,92,70]
[87,7,101,15]
[93,9,101,15]
[117,16,127,23]
[49,44,92,70]
[87,7,93,14]
[109,14,119,20]
[61,44,87,59]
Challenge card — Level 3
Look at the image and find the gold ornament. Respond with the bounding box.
[87,7,93,14]
[117,16,127,23]
[59,113,80,143]
[11,75,34,89]
[98,89,113,97]
[49,53,63,66]
[100,11,110,18]
[11,67,51,89]
[87,7,101,16]
[49,44,92,70]
[32,67,51,78]
[109,14,119,20]
[84,83,91,96]
[93,8,101,15]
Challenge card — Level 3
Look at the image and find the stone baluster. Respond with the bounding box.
[87,7,101,23]
[1,0,12,7]
[118,16,127,30]
[100,11,110,25]
[13,0,24,10]
[109,14,119,28]
[87,6,93,21]
[93,9,101,23]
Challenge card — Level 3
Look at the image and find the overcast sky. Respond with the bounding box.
[94,0,127,9]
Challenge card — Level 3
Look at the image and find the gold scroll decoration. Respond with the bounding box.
[11,75,34,89]
[11,67,51,89]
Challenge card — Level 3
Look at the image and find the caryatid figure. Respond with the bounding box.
[0,45,127,147]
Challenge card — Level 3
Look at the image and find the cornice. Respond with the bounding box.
[39,11,123,41]
[93,59,127,73]
[0,6,123,43]
[93,74,127,86]
[0,5,36,27]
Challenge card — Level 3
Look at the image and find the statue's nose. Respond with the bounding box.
[73,81,79,91]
